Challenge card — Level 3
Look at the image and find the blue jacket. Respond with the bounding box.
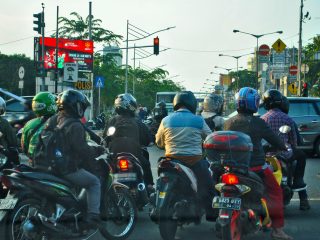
[155,108,211,165]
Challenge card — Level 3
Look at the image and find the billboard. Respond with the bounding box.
[38,37,94,71]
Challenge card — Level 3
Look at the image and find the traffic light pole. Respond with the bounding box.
[41,3,45,91]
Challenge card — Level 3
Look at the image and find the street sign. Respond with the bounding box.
[259,55,269,63]
[18,66,25,80]
[288,83,297,95]
[301,64,309,74]
[272,39,286,53]
[289,65,298,76]
[18,80,24,89]
[63,63,78,82]
[94,76,105,88]
[259,44,270,56]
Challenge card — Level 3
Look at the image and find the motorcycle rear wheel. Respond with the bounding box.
[221,210,242,240]
[100,187,137,240]
[158,201,177,240]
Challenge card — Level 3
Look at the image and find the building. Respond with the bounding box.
[103,45,123,66]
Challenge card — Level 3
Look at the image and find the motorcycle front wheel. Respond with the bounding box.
[100,186,137,240]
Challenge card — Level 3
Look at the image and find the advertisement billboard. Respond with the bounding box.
[38,37,94,71]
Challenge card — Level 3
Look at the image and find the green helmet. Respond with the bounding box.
[32,92,57,116]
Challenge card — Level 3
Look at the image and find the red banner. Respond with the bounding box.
[38,37,94,71]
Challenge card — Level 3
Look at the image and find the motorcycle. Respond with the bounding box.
[85,112,106,130]
[204,131,273,240]
[106,127,150,211]
[150,157,205,240]
[0,141,137,240]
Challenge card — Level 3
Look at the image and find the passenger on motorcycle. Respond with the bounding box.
[55,89,105,226]
[21,92,57,162]
[262,92,310,211]
[201,93,224,131]
[0,96,19,165]
[224,87,292,240]
[103,93,154,190]
[155,91,216,221]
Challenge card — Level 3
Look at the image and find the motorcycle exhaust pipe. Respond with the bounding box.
[137,182,149,205]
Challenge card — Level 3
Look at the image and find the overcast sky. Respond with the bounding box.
[0,0,319,92]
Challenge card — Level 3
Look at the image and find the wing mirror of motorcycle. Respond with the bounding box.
[279,125,291,134]
[107,126,116,137]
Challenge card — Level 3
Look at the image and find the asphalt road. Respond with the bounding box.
[2,146,320,240]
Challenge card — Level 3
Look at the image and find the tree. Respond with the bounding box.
[0,53,36,97]
[55,12,122,44]
[227,70,258,92]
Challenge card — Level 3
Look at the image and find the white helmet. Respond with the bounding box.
[203,93,223,114]
[0,97,6,115]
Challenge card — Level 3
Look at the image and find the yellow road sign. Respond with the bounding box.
[288,83,297,95]
[272,39,287,53]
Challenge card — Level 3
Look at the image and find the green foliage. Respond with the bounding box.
[227,70,258,92]
[54,12,123,44]
[93,58,182,112]
[303,35,320,97]
[0,53,36,96]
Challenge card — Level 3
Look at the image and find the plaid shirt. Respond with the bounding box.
[261,108,297,158]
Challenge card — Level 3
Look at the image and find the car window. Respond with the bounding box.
[289,102,317,116]
[6,101,25,112]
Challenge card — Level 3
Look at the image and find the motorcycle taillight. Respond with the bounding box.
[118,159,130,171]
[221,173,239,185]
[1,175,12,189]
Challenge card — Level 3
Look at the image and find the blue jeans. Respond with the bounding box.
[190,159,215,212]
[64,169,101,214]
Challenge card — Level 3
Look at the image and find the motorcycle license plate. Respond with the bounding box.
[0,198,18,210]
[212,196,241,210]
[114,173,137,181]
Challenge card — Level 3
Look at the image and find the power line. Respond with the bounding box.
[0,30,56,46]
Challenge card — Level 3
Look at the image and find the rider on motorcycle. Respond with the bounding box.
[103,93,154,190]
[155,91,216,221]
[263,92,310,211]
[55,89,105,226]
[0,96,19,164]
[224,87,292,240]
[21,92,57,161]
[201,93,224,131]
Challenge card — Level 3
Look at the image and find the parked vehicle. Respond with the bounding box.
[150,157,206,240]
[0,143,137,240]
[225,97,320,155]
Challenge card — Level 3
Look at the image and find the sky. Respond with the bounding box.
[0,0,319,92]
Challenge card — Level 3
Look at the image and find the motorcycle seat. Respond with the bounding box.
[247,171,263,183]
[19,172,73,188]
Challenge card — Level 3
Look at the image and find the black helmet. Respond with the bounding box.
[114,93,137,116]
[262,89,283,110]
[56,89,90,118]
[157,101,166,109]
[280,96,289,114]
[173,91,197,114]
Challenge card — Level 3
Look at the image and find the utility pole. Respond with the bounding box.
[125,20,129,93]
[133,43,136,95]
[297,0,303,96]
[55,6,59,93]
[89,1,93,119]
[41,3,45,91]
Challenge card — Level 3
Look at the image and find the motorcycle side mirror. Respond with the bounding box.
[107,126,116,137]
[0,131,3,138]
[279,125,291,134]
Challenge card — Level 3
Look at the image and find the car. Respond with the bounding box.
[225,97,320,155]
[2,96,34,126]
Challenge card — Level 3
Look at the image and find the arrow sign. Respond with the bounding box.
[94,76,105,88]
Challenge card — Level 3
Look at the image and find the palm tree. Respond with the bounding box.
[56,12,122,44]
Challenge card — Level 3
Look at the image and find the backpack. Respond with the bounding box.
[204,115,217,131]
[33,115,78,176]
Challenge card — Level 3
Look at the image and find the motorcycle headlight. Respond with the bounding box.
[0,153,7,167]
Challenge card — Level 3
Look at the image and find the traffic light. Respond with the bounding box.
[153,37,159,55]
[302,82,308,97]
[35,60,45,77]
[33,12,43,34]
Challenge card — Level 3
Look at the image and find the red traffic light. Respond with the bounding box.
[154,37,159,55]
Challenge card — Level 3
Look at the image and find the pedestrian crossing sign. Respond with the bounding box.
[94,76,105,88]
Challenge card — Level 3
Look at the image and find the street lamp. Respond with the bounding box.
[218,53,254,90]
[233,29,283,80]
[214,66,242,73]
